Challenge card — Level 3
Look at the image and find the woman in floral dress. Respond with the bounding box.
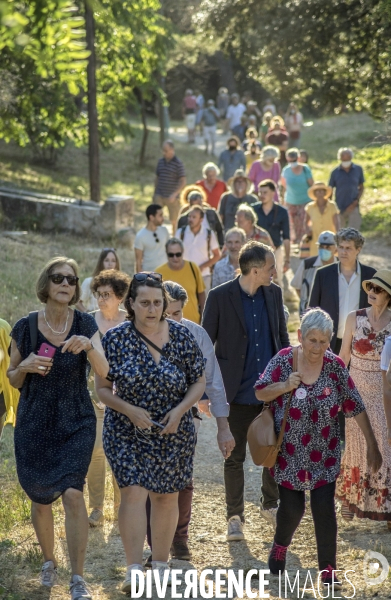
[337,270,391,524]
[255,309,381,590]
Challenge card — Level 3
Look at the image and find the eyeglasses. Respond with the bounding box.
[153,232,160,244]
[365,282,386,294]
[133,272,163,283]
[167,252,183,258]
[93,291,115,300]
[48,274,79,286]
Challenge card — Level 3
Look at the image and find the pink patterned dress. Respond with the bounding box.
[336,309,391,520]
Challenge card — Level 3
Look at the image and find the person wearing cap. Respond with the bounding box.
[177,188,224,248]
[196,163,228,211]
[201,100,220,155]
[225,93,246,132]
[218,169,258,230]
[309,228,376,354]
[182,89,198,143]
[218,136,246,182]
[337,270,391,525]
[305,182,340,256]
[329,148,364,230]
[291,231,337,315]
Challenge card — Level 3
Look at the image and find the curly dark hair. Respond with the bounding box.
[91,269,131,299]
[124,276,169,321]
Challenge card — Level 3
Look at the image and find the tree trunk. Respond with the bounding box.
[158,75,166,146]
[139,95,149,167]
[85,1,100,203]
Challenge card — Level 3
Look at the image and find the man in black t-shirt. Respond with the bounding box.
[252,179,290,287]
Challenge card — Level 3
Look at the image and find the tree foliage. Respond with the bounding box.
[198,0,391,116]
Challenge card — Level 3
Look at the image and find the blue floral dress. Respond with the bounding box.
[11,311,98,505]
[101,319,204,494]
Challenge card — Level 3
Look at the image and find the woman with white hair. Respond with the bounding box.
[248,146,281,202]
[255,308,381,589]
[196,162,228,210]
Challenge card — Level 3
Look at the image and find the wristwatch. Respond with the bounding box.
[87,341,95,353]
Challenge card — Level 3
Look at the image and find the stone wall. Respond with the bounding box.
[0,187,135,244]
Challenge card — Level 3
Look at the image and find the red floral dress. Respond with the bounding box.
[255,347,365,491]
[336,309,391,519]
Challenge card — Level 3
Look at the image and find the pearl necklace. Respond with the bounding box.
[44,308,70,335]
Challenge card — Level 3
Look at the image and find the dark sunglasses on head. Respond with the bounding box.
[153,232,160,244]
[49,274,79,286]
[167,252,182,258]
[133,272,163,283]
[365,282,386,294]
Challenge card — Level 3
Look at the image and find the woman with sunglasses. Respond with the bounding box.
[337,270,391,526]
[7,257,109,599]
[86,269,131,527]
[77,248,121,312]
[95,272,205,592]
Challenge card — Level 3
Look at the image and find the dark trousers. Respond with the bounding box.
[146,481,193,548]
[225,403,279,521]
[0,392,6,440]
[275,481,337,571]
[334,337,346,443]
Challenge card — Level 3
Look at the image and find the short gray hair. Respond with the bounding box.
[337,147,354,160]
[261,145,280,161]
[236,203,257,224]
[286,147,299,161]
[300,308,333,340]
[225,227,246,244]
[165,237,184,253]
[163,139,175,149]
[163,281,188,306]
[202,162,220,177]
[335,227,365,249]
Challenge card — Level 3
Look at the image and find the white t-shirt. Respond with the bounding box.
[176,226,219,276]
[226,103,246,129]
[337,263,361,339]
[80,277,98,312]
[134,226,169,272]
[381,336,391,371]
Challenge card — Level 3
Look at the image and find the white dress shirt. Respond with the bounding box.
[176,225,219,276]
[337,261,361,338]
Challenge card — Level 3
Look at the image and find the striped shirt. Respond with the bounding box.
[155,156,186,198]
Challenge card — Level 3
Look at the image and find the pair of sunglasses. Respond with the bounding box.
[153,232,160,244]
[48,274,79,286]
[366,282,386,295]
[167,252,182,258]
[133,272,162,283]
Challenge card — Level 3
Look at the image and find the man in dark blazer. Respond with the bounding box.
[203,241,289,542]
[309,228,376,354]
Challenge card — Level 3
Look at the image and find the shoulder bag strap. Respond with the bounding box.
[276,346,298,450]
[189,261,198,287]
[132,323,187,374]
[28,311,39,353]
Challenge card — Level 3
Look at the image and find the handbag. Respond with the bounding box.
[247,346,298,468]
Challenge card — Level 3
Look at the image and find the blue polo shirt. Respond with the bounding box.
[328,163,364,212]
[233,285,273,405]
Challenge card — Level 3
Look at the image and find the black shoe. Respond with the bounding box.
[268,541,288,575]
[321,565,342,590]
[144,554,152,569]
[170,540,191,561]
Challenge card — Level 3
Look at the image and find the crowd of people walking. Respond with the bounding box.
[1,87,389,600]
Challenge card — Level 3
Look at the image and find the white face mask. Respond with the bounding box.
[341,160,352,168]
[289,161,299,168]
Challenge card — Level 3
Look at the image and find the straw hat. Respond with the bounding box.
[308,182,333,201]
[362,270,391,296]
[227,169,253,194]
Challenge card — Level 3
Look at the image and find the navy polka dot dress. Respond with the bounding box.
[102,319,205,494]
[11,311,98,505]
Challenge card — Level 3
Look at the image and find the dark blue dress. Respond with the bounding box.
[102,319,204,494]
[11,311,98,504]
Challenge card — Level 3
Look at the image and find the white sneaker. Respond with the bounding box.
[122,565,144,594]
[226,516,244,541]
[152,562,172,587]
[260,506,278,531]
[69,575,92,600]
[40,560,58,587]
[88,508,104,527]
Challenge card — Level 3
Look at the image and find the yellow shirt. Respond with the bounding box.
[0,318,20,426]
[155,261,206,324]
[305,201,338,256]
